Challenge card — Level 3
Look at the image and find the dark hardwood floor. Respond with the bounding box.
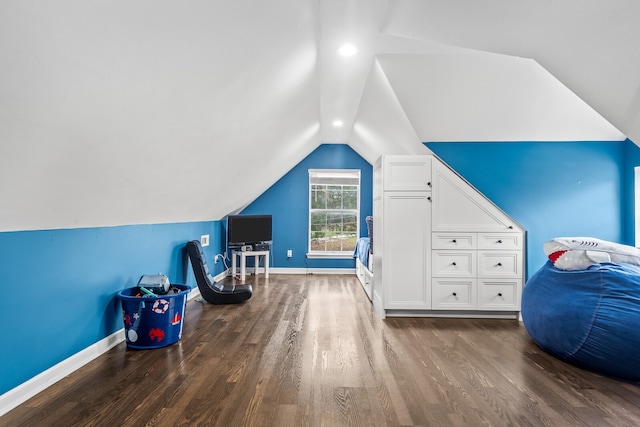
[3,274,640,426]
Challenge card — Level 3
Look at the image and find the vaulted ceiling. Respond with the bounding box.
[0,1,637,232]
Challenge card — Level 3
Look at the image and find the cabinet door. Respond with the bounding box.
[383,192,431,310]
[431,159,519,232]
[383,156,432,192]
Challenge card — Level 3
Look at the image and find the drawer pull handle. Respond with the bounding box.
[452,262,457,266]
[498,293,503,297]
[452,292,457,297]
[508,225,513,229]
[427,181,432,187]
[497,262,503,267]
[452,239,457,243]
[497,240,503,244]
[427,196,432,201]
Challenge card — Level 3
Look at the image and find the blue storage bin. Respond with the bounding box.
[118,284,190,349]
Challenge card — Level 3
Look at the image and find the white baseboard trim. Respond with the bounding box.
[214,270,229,282]
[0,328,125,417]
[0,275,219,418]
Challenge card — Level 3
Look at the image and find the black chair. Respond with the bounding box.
[186,240,253,304]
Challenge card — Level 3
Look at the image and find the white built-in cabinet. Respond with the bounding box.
[372,155,524,319]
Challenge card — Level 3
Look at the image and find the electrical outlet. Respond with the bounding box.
[287,249,292,258]
[200,234,209,247]
[214,254,220,264]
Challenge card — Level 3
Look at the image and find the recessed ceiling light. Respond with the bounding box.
[337,44,357,57]
[332,120,344,127]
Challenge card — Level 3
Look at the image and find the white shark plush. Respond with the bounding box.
[543,237,640,271]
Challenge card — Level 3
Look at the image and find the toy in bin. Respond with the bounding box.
[118,275,190,349]
[137,274,171,295]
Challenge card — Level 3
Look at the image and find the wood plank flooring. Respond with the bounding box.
[3,274,640,426]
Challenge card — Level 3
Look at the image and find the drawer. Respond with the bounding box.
[478,279,521,310]
[432,251,476,277]
[478,251,521,278]
[356,259,364,276]
[478,233,521,250]
[364,268,373,286]
[363,270,373,301]
[432,279,476,309]
[432,233,476,249]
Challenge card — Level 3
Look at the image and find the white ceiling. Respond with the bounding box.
[0,1,636,231]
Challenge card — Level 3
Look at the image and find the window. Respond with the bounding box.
[308,169,360,257]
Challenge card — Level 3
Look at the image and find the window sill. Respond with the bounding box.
[306,252,354,259]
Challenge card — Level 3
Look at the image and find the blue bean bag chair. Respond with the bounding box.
[522,261,640,381]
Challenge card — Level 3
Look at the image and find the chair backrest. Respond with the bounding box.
[185,240,252,304]
[186,240,214,287]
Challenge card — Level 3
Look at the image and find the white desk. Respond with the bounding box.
[231,250,270,283]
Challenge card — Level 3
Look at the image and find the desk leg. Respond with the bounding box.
[253,254,259,278]
[265,252,269,278]
[231,252,237,278]
[240,253,246,283]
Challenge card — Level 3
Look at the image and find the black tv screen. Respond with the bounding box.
[227,214,272,248]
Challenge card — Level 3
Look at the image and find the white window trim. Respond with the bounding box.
[306,251,355,259]
[308,169,360,258]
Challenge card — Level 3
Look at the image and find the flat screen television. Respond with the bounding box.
[227,214,273,248]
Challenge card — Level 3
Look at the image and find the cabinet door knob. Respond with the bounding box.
[427,196,432,201]
[498,293,503,297]
[452,292,457,297]
[427,181,432,187]
[452,239,457,243]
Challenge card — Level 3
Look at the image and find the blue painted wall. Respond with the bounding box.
[426,141,640,276]
[238,144,373,269]
[0,220,225,395]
